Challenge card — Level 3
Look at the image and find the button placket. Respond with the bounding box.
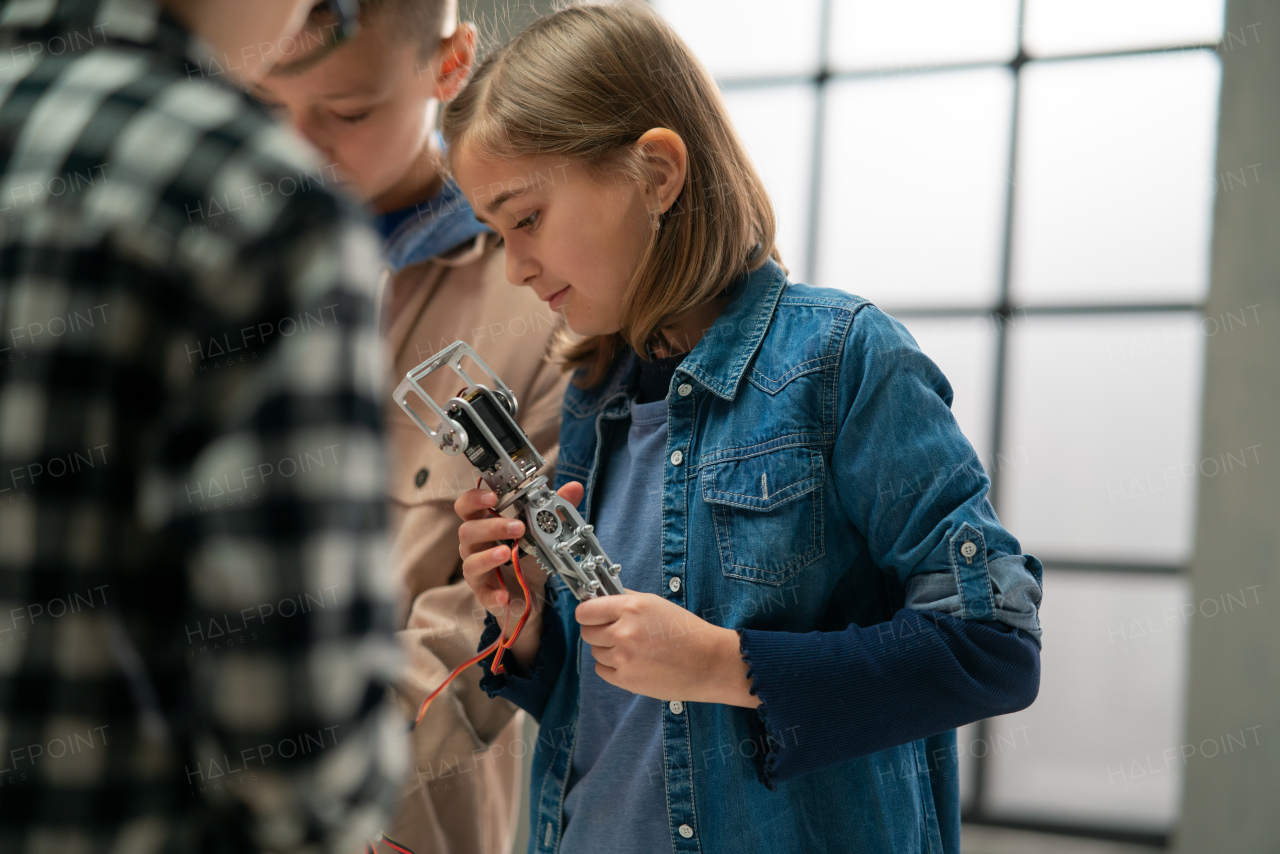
[663,371,697,851]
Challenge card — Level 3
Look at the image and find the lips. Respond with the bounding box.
[546,286,570,311]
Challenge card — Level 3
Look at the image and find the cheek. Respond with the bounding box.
[579,199,650,300]
[373,103,430,167]
[336,113,424,188]
[325,130,380,184]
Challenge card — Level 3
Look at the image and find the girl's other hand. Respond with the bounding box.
[576,591,761,708]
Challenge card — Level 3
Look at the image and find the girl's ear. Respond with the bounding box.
[635,128,688,218]
[429,21,478,102]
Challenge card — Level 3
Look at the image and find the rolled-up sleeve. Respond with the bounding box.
[735,304,1043,793]
[832,305,1042,643]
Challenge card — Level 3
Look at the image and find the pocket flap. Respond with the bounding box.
[702,446,824,511]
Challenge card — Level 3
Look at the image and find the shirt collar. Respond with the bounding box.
[376,134,492,272]
[564,257,789,413]
[675,257,789,400]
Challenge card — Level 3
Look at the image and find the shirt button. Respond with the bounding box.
[668,576,681,593]
[669,700,684,714]
[414,468,429,488]
[677,383,693,397]
[678,824,694,839]
[670,450,684,466]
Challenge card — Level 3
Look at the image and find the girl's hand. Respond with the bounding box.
[454,481,584,616]
[455,481,585,667]
[576,591,761,708]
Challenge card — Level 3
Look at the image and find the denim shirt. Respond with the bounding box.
[490,258,1043,854]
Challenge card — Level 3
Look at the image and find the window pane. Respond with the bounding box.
[896,316,997,466]
[722,85,817,283]
[1023,0,1226,57]
[1010,52,1221,306]
[999,314,1205,565]
[817,68,1013,310]
[828,0,1020,71]
[652,0,823,79]
[986,569,1190,829]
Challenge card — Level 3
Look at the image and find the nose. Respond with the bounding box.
[504,239,539,288]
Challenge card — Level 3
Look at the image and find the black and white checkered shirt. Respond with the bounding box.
[0,0,405,850]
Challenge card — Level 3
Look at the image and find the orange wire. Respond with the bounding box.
[412,477,534,728]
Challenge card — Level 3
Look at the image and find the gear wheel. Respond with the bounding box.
[535,509,558,534]
[524,542,556,578]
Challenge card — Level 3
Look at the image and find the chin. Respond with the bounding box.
[564,319,596,336]
[559,304,622,338]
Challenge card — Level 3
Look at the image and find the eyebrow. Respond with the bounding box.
[481,187,529,220]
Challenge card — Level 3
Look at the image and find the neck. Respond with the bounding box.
[647,297,727,359]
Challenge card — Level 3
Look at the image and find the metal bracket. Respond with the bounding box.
[394,341,622,600]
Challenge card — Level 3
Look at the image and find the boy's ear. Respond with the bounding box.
[426,22,478,102]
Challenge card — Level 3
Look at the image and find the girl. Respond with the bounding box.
[446,4,1043,853]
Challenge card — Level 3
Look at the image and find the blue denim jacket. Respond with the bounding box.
[490,258,1043,853]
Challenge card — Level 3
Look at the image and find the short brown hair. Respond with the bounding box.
[310,0,453,55]
[441,2,782,386]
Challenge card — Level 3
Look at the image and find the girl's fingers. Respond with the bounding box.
[462,546,516,612]
[454,486,499,521]
[462,543,540,604]
[458,516,525,553]
[462,543,514,583]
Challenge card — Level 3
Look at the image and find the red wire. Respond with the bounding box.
[380,834,416,854]
[412,477,533,728]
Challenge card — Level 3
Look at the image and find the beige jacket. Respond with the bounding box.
[381,231,569,854]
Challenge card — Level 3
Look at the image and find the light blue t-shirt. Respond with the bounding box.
[559,395,670,853]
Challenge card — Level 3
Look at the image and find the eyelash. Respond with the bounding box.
[336,111,371,124]
[514,211,539,230]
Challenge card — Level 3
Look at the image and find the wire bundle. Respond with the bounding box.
[368,833,415,854]
[411,478,534,729]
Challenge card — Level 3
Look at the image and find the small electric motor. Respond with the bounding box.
[393,341,624,601]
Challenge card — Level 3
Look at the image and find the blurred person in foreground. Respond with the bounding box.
[0,0,405,850]
[251,3,569,852]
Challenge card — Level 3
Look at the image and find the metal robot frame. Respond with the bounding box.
[393,341,624,601]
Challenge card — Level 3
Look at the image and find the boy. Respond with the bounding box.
[0,0,403,850]
[252,3,568,853]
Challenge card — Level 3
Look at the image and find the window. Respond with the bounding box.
[654,0,1227,841]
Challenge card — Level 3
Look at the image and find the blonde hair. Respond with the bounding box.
[441,1,782,386]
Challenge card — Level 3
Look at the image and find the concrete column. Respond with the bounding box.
[1173,1,1280,851]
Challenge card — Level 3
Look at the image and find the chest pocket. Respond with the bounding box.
[701,446,826,585]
